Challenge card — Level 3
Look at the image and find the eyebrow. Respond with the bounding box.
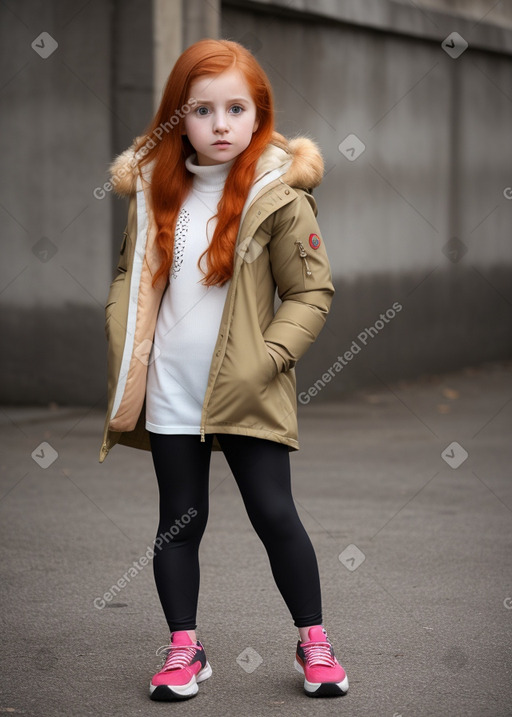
[193,97,251,104]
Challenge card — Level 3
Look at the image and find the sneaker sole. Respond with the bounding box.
[294,658,349,697]
[149,661,212,701]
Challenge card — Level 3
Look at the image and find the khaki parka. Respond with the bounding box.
[99,133,334,462]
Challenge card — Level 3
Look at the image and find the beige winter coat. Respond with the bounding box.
[99,133,334,462]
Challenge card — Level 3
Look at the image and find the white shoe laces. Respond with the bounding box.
[161,644,198,672]
[302,640,336,668]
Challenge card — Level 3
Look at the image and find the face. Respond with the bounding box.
[183,68,259,166]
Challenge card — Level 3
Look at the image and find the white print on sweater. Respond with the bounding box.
[171,209,190,279]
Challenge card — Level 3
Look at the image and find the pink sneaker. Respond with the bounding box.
[149,631,212,701]
[294,625,349,697]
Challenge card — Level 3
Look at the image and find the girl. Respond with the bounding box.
[100,38,348,701]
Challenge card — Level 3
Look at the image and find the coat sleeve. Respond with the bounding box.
[263,190,335,373]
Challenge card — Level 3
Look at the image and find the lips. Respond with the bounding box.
[213,141,231,146]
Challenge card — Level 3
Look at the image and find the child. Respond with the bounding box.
[100,38,348,701]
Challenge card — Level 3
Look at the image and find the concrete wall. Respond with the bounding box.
[0,0,153,405]
[0,0,510,405]
[222,0,512,396]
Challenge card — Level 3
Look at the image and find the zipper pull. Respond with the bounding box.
[200,428,205,443]
[295,241,312,276]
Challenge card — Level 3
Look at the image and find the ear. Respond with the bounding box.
[252,117,259,133]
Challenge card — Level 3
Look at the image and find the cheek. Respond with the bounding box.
[183,117,194,136]
[245,115,259,140]
[243,111,259,135]
[183,117,203,139]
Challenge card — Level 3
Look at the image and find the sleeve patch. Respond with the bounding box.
[309,233,321,250]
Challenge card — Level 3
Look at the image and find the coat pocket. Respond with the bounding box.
[261,337,279,384]
[117,230,129,272]
[104,271,127,340]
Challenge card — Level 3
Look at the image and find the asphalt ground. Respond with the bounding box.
[1,360,511,717]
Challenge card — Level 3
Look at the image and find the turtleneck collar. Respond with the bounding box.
[185,153,235,193]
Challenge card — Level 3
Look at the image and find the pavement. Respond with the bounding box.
[1,360,511,717]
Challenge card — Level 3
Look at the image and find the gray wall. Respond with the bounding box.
[222,0,512,397]
[0,0,153,405]
[0,0,511,405]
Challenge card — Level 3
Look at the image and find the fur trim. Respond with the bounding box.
[108,138,144,197]
[280,136,324,190]
[109,132,324,197]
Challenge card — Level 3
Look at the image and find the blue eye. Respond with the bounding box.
[196,106,210,116]
[230,105,244,115]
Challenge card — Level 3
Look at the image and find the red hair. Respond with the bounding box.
[135,39,275,287]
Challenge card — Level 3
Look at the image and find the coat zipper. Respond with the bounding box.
[295,241,312,277]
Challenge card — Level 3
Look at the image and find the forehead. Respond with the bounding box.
[189,68,252,101]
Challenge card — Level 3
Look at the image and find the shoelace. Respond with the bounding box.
[161,643,198,672]
[302,640,336,668]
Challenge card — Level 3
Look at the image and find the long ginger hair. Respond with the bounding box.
[135,39,276,287]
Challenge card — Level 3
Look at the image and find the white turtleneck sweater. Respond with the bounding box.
[145,154,234,434]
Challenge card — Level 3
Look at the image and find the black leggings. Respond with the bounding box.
[149,432,323,631]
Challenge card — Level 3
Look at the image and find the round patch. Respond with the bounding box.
[309,233,321,250]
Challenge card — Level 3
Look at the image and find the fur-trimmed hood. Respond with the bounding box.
[108,131,324,197]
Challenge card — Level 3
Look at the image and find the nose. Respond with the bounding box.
[213,112,229,134]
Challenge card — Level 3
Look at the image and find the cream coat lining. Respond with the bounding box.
[110,178,148,420]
